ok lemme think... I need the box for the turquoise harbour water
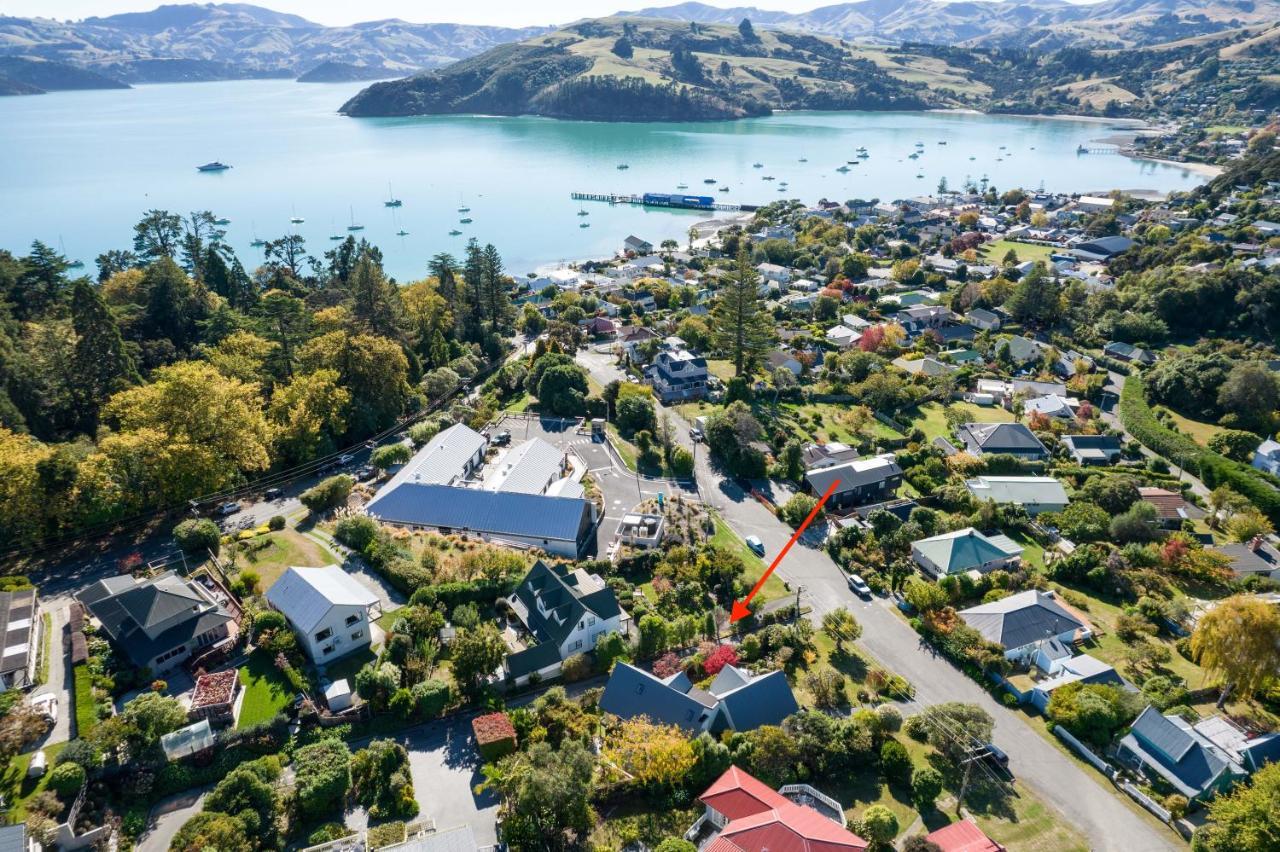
[0,79,1209,280]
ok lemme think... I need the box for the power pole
[957,744,986,815]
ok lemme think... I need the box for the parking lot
[489,414,698,555]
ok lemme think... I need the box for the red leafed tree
[1028,411,1053,432]
[651,652,681,678]
[859,325,885,352]
[703,644,740,676]
[1160,537,1189,568]
[1076,400,1095,421]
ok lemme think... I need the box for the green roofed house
[503,561,629,686]
[911,527,1022,580]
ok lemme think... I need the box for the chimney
[1250,535,1264,553]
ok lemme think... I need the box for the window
[315,628,333,642]
[351,630,363,641]
[570,640,583,652]
[322,645,335,655]
[345,614,360,627]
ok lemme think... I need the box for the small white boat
[396,229,409,236]
[290,216,304,224]
[213,217,230,226]
[449,229,462,236]
[753,162,763,168]
[197,161,231,172]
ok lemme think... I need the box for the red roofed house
[688,765,867,852]
[924,819,1005,852]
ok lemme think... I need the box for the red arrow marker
[729,478,840,623]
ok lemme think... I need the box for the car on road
[846,573,872,598]
[337,453,356,466]
[355,465,377,482]
[745,535,765,556]
[689,427,704,443]
[31,693,57,725]
[216,501,240,517]
[264,487,284,501]
[490,430,512,447]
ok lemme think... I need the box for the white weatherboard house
[965,476,1069,515]
[266,566,380,663]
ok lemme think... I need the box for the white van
[27,750,47,778]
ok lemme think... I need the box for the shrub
[371,443,412,470]
[334,514,379,552]
[880,739,912,784]
[1164,793,1188,821]
[903,713,929,741]
[875,704,902,732]
[267,515,286,531]
[173,518,221,555]
[300,475,354,514]
[293,740,352,822]
[251,610,287,641]
[561,653,592,683]
[702,644,739,676]
[911,765,944,810]
[472,712,517,761]
[778,493,821,528]
[307,824,354,846]
[412,679,450,718]
[47,762,86,797]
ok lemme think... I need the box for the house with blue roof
[598,661,799,734]
[1117,706,1248,802]
[365,483,596,558]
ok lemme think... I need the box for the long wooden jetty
[571,191,755,212]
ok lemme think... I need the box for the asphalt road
[576,348,1178,852]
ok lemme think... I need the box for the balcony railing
[779,783,847,827]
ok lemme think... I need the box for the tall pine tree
[712,245,774,376]
[70,278,138,433]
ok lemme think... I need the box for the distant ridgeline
[339,14,1280,123]
[339,18,931,121]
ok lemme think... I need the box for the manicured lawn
[375,606,405,632]
[73,663,97,737]
[237,650,296,729]
[908,401,1013,443]
[707,359,737,382]
[321,645,378,684]
[710,516,787,604]
[230,528,332,591]
[776,402,906,447]
[976,795,1089,852]
[1007,529,1045,570]
[0,741,68,821]
[977,239,1057,265]
[1161,408,1225,447]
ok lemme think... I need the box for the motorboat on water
[396,229,409,236]
[577,209,590,216]
[704,178,717,184]
[752,162,763,168]
[616,164,629,170]
[213,217,230,226]
[197,162,230,172]
[459,217,473,224]
[449,229,462,236]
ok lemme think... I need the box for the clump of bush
[300,474,353,514]
[173,518,221,555]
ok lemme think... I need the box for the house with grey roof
[965,476,1068,515]
[804,454,903,512]
[1214,538,1280,582]
[76,572,237,673]
[1251,437,1280,477]
[959,589,1088,661]
[265,565,379,663]
[504,561,628,686]
[598,661,798,734]
[1000,335,1051,366]
[0,588,39,691]
[384,422,487,490]
[1022,651,1124,712]
[801,441,861,471]
[911,528,1022,580]
[1063,434,1123,466]
[892,356,958,377]
[1103,340,1156,365]
[955,422,1049,461]
[365,483,596,558]
[484,438,568,495]
[1118,706,1247,802]
[966,308,1000,331]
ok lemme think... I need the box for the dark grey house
[598,661,798,734]
[1117,706,1246,802]
[1062,434,1123,466]
[804,454,903,512]
[955,422,1050,461]
[77,572,237,673]
[0,588,39,690]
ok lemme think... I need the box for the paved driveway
[30,596,73,744]
[401,715,500,845]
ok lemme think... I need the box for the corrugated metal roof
[384,423,486,489]
[366,483,590,544]
[959,590,1083,650]
[805,455,901,495]
[913,528,1021,576]
[265,565,377,634]
[487,438,564,494]
[965,476,1068,507]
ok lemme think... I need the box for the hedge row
[408,577,516,610]
[1121,374,1280,523]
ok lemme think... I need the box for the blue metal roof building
[365,483,595,558]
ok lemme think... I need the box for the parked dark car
[264,487,284,501]
[355,465,377,482]
[491,430,512,447]
[981,742,1010,770]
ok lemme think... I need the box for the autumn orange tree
[1191,595,1280,703]
[602,716,696,788]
